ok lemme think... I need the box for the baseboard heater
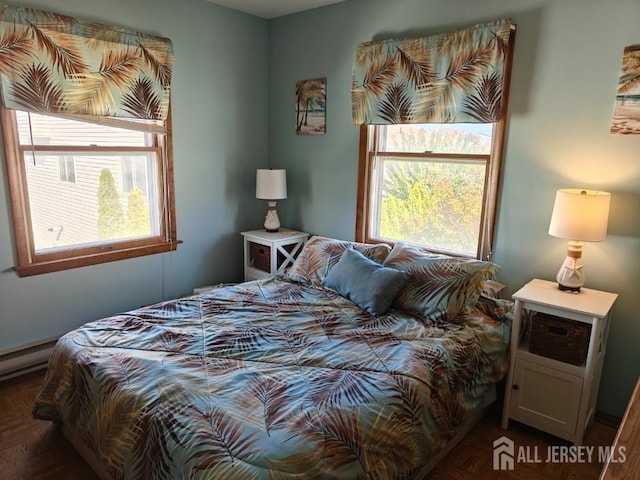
[0,337,59,381]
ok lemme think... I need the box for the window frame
[1,106,180,277]
[355,118,509,261]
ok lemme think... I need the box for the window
[356,121,507,260]
[57,156,76,183]
[1,107,178,276]
[121,156,149,195]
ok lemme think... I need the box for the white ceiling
[207,0,347,19]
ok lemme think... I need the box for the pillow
[285,236,391,286]
[322,247,410,316]
[383,242,499,323]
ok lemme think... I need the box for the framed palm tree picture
[295,78,326,135]
[611,44,640,135]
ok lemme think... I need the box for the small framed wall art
[295,77,326,135]
[610,44,640,135]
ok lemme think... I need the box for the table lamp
[256,169,287,232]
[548,189,610,292]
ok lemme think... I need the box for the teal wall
[269,0,640,416]
[0,0,268,349]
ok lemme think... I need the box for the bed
[33,237,513,479]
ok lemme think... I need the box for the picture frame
[295,77,326,135]
[610,44,640,135]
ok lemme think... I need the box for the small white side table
[241,229,309,281]
[501,279,618,445]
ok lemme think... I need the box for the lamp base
[263,201,280,232]
[555,241,585,293]
[557,283,581,293]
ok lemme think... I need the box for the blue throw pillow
[323,246,410,316]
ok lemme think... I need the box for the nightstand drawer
[509,359,582,438]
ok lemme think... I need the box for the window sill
[13,240,182,277]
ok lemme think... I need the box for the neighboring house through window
[57,156,76,183]
[121,156,149,195]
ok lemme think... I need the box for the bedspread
[33,276,512,479]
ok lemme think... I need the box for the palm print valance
[0,4,173,121]
[351,19,515,125]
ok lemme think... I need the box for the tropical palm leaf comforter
[33,275,512,479]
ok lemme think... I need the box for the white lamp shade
[548,189,610,242]
[256,169,287,200]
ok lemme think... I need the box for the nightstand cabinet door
[509,359,583,440]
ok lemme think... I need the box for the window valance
[0,4,173,121]
[351,19,515,125]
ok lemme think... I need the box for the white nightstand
[241,229,309,281]
[501,279,618,445]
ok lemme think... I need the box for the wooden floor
[0,372,617,479]
[428,401,617,479]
